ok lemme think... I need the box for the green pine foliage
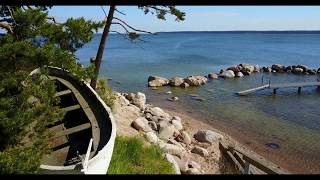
[0,6,103,174]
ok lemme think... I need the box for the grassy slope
[108,136,174,174]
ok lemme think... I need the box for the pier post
[298,87,301,94]
[273,89,277,95]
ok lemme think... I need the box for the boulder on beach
[145,131,160,144]
[317,68,320,74]
[208,73,218,79]
[220,70,235,78]
[184,76,208,86]
[148,76,169,87]
[159,124,176,141]
[165,154,181,174]
[307,69,317,75]
[262,66,272,73]
[191,146,209,157]
[131,92,146,110]
[219,69,224,74]
[160,142,183,157]
[194,130,223,143]
[169,77,184,87]
[254,65,260,72]
[284,66,293,72]
[132,117,152,132]
[271,64,284,72]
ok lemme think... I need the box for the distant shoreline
[105,30,320,35]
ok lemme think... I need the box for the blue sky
[48,6,320,32]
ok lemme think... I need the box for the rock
[220,70,235,78]
[118,95,130,106]
[191,96,205,101]
[219,69,224,74]
[176,131,191,145]
[169,77,184,87]
[151,87,159,90]
[241,64,255,73]
[172,155,189,173]
[227,66,241,73]
[172,116,182,122]
[271,64,284,72]
[242,71,251,76]
[317,68,320,74]
[148,76,169,87]
[145,112,153,120]
[296,65,308,72]
[145,132,160,144]
[158,120,169,129]
[168,138,184,149]
[235,72,244,78]
[132,117,152,132]
[272,70,276,73]
[188,161,201,169]
[307,69,317,75]
[185,168,201,174]
[184,76,208,86]
[284,66,293,72]
[165,154,181,174]
[208,73,218,79]
[165,91,172,94]
[148,121,158,131]
[180,82,190,88]
[160,143,183,157]
[159,125,176,141]
[167,96,179,102]
[194,130,224,143]
[146,107,170,119]
[125,93,135,101]
[171,120,183,131]
[191,146,209,157]
[254,65,260,72]
[262,66,272,72]
[131,92,146,110]
[292,67,304,74]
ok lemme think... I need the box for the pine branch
[112,17,154,34]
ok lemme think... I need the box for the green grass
[108,136,175,174]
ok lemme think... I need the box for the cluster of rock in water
[114,92,224,174]
[147,64,320,88]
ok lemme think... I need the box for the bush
[108,136,174,174]
[96,78,115,111]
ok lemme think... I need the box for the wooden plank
[51,123,91,138]
[237,85,269,95]
[61,104,81,112]
[54,89,72,97]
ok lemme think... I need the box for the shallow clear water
[76,32,320,173]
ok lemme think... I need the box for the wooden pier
[237,81,320,96]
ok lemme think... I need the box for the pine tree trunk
[90,5,116,89]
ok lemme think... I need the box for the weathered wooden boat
[30,66,116,174]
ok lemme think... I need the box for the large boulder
[172,155,189,173]
[296,65,308,72]
[284,66,293,72]
[169,77,184,86]
[146,107,170,119]
[160,143,183,157]
[131,92,146,110]
[159,125,176,141]
[171,120,183,131]
[235,72,244,78]
[254,65,260,72]
[191,146,209,157]
[262,66,272,72]
[145,131,160,144]
[271,64,285,72]
[317,68,320,74]
[220,70,235,78]
[180,82,190,88]
[292,67,304,74]
[208,73,218,79]
[148,76,169,87]
[132,117,152,132]
[184,76,208,86]
[307,69,317,75]
[176,131,192,145]
[194,130,223,143]
[241,64,255,73]
[227,66,241,73]
[165,154,181,174]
